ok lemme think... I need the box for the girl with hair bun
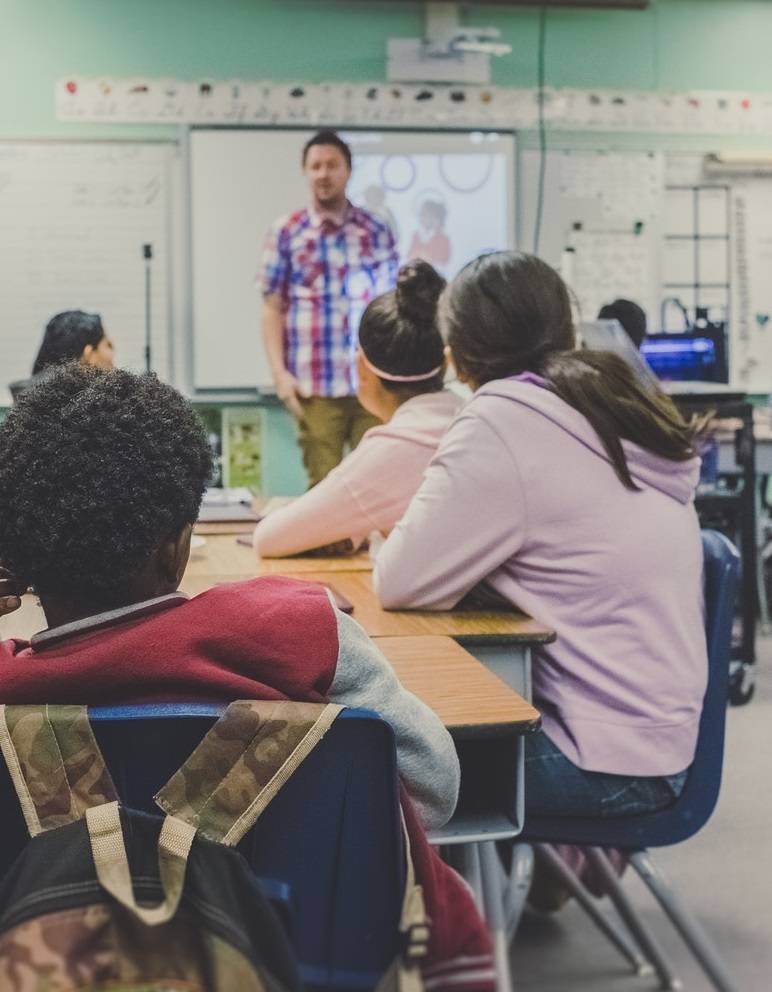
[253,260,463,557]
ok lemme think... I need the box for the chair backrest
[0,704,403,991]
[523,529,741,849]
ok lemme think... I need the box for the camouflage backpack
[0,700,429,992]
[0,701,331,991]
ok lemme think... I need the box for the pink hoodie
[253,390,463,557]
[374,378,707,778]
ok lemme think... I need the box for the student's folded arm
[253,467,371,558]
[327,607,460,830]
[373,411,526,610]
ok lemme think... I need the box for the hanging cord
[533,4,548,256]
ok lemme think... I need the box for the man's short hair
[597,299,648,350]
[0,364,212,609]
[302,129,352,169]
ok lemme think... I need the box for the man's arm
[262,294,304,420]
[372,222,400,296]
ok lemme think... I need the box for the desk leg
[456,843,484,915]
[464,643,531,699]
[479,840,514,992]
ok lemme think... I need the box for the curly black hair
[0,364,212,609]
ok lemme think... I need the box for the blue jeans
[525,731,688,818]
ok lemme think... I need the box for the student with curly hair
[0,364,495,989]
[253,261,462,558]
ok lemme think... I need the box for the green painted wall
[3,0,771,493]
[3,0,772,140]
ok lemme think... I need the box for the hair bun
[395,260,446,327]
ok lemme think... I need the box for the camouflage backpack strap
[374,811,428,992]
[0,704,118,837]
[155,699,342,846]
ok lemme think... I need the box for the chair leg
[503,842,534,942]
[584,847,683,991]
[630,851,740,992]
[535,844,653,977]
[755,483,771,631]
[478,840,514,992]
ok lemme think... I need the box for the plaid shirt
[260,203,398,397]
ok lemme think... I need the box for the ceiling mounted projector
[388,2,512,85]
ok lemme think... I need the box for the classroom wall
[5,0,772,141]
[4,0,771,493]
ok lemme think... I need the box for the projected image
[348,143,511,278]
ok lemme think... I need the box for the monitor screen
[641,336,718,383]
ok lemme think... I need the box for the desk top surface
[182,564,554,643]
[187,536,373,576]
[377,635,539,735]
[2,536,555,646]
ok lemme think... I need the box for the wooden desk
[254,553,373,575]
[378,636,539,736]
[183,565,554,645]
[185,534,372,581]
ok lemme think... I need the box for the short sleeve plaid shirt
[260,203,398,398]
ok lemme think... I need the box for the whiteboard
[189,127,517,391]
[0,142,172,406]
[520,149,664,328]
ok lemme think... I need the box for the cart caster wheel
[729,662,755,706]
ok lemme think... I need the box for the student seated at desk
[375,251,706,821]
[597,298,647,350]
[253,261,462,557]
[9,310,114,402]
[0,365,493,989]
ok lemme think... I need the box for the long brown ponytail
[442,251,699,490]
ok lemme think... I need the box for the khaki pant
[297,395,381,488]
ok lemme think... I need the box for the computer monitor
[641,332,727,383]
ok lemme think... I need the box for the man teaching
[260,130,399,486]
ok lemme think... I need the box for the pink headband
[360,350,443,383]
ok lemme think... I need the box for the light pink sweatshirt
[253,390,463,558]
[374,377,707,778]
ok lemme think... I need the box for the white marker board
[0,142,173,405]
[189,127,516,391]
[520,149,665,327]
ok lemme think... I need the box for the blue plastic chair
[0,705,403,992]
[519,530,741,992]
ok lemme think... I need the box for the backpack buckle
[402,922,430,961]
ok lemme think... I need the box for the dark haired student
[375,251,707,820]
[9,310,114,401]
[254,261,462,558]
[260,129,399,487]
[597,298,647,350]
[0,364,495,990]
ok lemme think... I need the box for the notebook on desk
[197,487,260,524]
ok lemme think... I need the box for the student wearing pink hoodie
[253,261,463,558]
[375,251,707,818]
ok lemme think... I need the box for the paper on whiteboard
[559,152,663,225]
[570,229,658,325]
[553,152,663,326]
